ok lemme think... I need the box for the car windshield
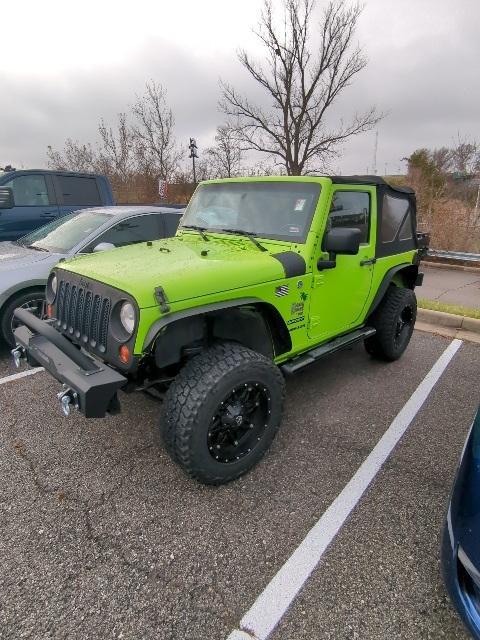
[180,181,321,242]
[17,210,112,253]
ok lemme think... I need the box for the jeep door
[308,186,376,341]
[0,173,59,240]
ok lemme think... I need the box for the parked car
[0,205,183,345]
[13,175,428,485]
[0,169,115,241]
[442,406,480,638]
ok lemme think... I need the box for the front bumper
[13,310,126,419]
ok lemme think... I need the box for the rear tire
[364,287,417,361]
[1,289,46,347]
[160,342,285,485]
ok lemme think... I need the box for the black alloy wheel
[364,286,417,361]
[160,341,285,485]
[207,382,272,464]
[394,304,414,349]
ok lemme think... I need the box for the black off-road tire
[160,342,285,485]
[1,288,46,347]
[364,286,417,361]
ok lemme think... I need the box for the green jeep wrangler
[13,176,428,485]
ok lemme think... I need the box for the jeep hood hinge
[154,286,170,313]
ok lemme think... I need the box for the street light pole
[189,138,198,183]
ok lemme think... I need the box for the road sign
[159,179,168,199]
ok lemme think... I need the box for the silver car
[0,205,183,345]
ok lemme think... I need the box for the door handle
[360,257,376,266]
[41,211,56,216]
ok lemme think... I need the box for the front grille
[56,279,111,353]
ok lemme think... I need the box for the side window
[381,195,412,242]
[3,174,50,206]
[87,215,163,250]
[328,191,370,243]
[57,176,101,206]
[163,213,181,237]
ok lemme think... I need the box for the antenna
[372,131,378,175]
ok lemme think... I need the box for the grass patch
[418,298,480,320]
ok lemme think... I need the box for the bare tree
[220,0,381,175]
[431,147,453,174]
[97,113,136,178]
[451,137,479,175]
[132,81,182,181]
[206,125,242,178]
[47,139,97,172]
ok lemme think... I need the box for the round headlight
[47,273,57,303]
[119,302,135,336]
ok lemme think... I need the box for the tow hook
[57,385,79,416]
[11,346,26,368]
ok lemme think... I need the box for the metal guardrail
[427,249,480,263]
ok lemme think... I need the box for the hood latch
[154,286,170,313]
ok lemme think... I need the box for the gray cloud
[1,0,479,175]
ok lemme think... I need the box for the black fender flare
[143,297,292,355]
[366,263,419,318]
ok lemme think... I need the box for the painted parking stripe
[0,367,44,386]
[227,338,463,640]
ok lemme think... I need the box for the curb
[416,308,480,344]
[423,261,480,274]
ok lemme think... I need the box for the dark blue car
[443,406,480,638]
[0,169,115,240]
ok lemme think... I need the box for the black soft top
[328,175,418,258]
[330,175,414,195]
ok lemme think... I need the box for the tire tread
[365,286,416,361]
[161,342,285,484]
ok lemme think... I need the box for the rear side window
[3,174,50,206]
[163,213,181,237]
[381,195,413,242]
[57,176,101,206]
[328,191,370,243]
[88,214,163,249]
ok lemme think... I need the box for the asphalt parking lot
[0,330,478,640]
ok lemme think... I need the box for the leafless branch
[220,0,382,174]
[131,81,182,181]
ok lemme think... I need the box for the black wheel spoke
[207,382,271,464]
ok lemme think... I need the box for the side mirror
[92,242,116,252]
[317,227,362,271]
[323,227,362,255]
[0,187,14,209]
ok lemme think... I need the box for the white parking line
[227,338,463,640]
[0,367,44,386]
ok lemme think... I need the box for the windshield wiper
[26,244,49,252]
[181,224,210,242]
[218,228,267,252]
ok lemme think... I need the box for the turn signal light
[119,345,130,363]
[47,304,53,318]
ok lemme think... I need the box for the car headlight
[119,302,135,336]
[46,272,57,303]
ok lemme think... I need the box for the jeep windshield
[17,210,113,254]
[180,181,321,243]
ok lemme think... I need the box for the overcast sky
[1,0,478,175]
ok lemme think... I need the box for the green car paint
[57,175,419,365]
